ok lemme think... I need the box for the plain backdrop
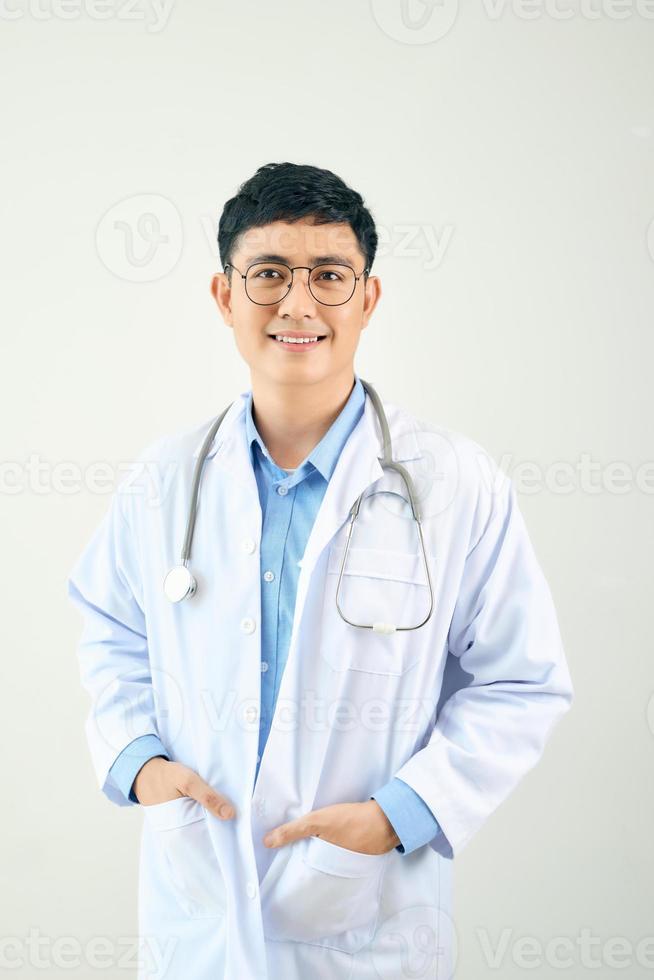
[1,2,653,977]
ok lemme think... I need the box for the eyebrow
[242,253,357,267]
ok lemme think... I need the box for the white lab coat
[67,388,574,980]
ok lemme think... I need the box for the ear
[211,272,234,326]
[361,274,382,328]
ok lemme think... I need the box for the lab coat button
[245,705,259,723]
[263,570,274,582]
[241,617,256,634]
[242,537,256,554]
[246,881,257,899]
[276,484,288,495]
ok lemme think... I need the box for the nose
[276,267,318,318]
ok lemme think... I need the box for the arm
[391,468,574,856]
[67,484,164,807]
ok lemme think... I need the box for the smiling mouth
[269,335,327,346]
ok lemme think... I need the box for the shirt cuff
[371,777,443,855]
[108,735,170,804]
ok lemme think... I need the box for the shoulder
[113,412,229,519]
[388,400,513,540]
[389,400,507,488]
[135,418,211,466]
[120,390,248,482]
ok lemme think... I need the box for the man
[67,162,574,980]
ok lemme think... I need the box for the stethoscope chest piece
[163,564,197,603]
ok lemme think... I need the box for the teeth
[274,335,320,344]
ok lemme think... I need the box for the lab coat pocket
[143,797,227,918]
[320,545,436,675]
[262,835,389,953]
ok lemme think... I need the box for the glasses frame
[224,260,370,307]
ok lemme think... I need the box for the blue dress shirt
[108,374,443,855]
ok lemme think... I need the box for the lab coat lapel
[192,392,260,504]
[298,390,422,579]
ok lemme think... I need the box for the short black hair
[218,162,378,283]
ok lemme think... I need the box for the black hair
[218,162,378,283]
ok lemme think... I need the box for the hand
[262,800,400,854]
[133,758,237,821]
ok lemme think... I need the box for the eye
[316,269,344,282]
[254,267,282,280]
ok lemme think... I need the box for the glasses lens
[245,263,292,304]
[309,264,356,305]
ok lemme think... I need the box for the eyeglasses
[224,261,369,307]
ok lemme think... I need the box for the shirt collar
[244,373,366,483]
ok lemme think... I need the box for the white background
[1,1,653,977]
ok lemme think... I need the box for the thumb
[175,766,237,820]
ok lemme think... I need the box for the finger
[264,813,316,848]
[175,767,236,820]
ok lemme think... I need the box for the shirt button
[246,881,257,899]
[261,661,269,672]
[242,537,256,554]
[263,570,274,582]
[256,753,261,763]
[276,484,288,495]
[241,617,256,634]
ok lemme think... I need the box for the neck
[250,369,356,469]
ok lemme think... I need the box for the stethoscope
[163,379,435,634]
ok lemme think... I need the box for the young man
[68,162,574,980]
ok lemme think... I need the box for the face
[211,218,381,389]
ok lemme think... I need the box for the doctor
[67,162,574,980]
